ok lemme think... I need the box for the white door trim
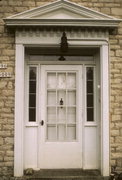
[14,44,25,176]
[100,44,109,176]
[14,41,109,177]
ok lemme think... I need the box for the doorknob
[40,120,44,126]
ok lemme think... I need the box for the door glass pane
[87,94,93,107]
[67,107,76,123]
[67,91,76,105]
[58,125,66,141]
[87,81,93,93]
[57,73,66,89]
[47,125,56,141]
[29,94,36,107]
[57,107,66,123]
[67,125,76,140]
[47,73,56,89]
[67,73,76,89]
[30,67,36,80]
[47,107,56,123]
[29,81,36,93]
[87,108,94,122]
[29,108,36,122]
[47,91,56,105]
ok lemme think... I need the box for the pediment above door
[4,0,121,28]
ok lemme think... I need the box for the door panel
[39,65,82,169]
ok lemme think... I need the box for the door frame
[14,41,109,177]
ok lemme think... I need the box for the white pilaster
[14,44,25,177]
[100,44,110,176]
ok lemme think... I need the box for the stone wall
[0,0,122,178]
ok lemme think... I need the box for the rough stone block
[111,130,119,136]
[116,50,122,57]
[111,8,122,16]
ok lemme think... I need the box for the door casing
[14,43,109,177]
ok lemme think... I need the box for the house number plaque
[0,64,12,78]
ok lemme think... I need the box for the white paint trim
[14,44,25,177]
[14,30,109,176]
[100,44,110,176]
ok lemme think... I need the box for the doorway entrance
[24,53,100,170]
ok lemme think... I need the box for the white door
[39,65,82,169]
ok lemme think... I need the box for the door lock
[40,120,44,126]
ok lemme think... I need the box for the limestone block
[110,159,116,166]
[2,49,15,56]
[0,137,3,145]
[111,152,122,158]
[116,96,122,102]
[2,90,14,96]
[4,162,13,167]
[0,7,14,13]
[114,109,122,115]
[0,131,11,137]
[7,82,13,90]
[116,50,122,57]
[5,100,14,107]
[110,137,114,143]
[6,151,14,157]
[23,1,36,6]
[119,39,122,45]
[115,136,122,143]
[115,123,122,128]
[3,124,13,130]
[14,7,29,13]
[120,129,122,135]
[110,39,118,44]
[5,137,14,144]
[0,56,9,61]
[110,50,115,56]
[116,146,122,152]
[118,28,122,35]
[101,8,110,14]
[98,0,114,2]
[112,115,121,121]
[111,130,120,136]
[110,45,120,50]
[0,81,7,89]
[0,101,4,107]
[4,156,14,161]
[0,156,3,162]
[111,8,122,16]
[1,108,11,113]
[8,0,23,6]
[93,3,103,7]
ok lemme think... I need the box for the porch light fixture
[59,32,68,61]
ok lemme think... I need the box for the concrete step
[9,169,108,180]
[29,176,104,180]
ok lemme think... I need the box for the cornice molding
[16,28,109,44]
[4,19,120,28]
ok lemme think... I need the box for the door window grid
[28,67,37,122]
[46,72,77,141]
[86,67,94,122]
